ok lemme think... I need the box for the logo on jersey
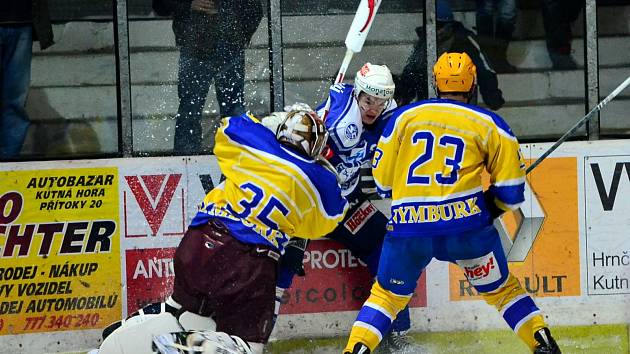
[345,123,359,139]
[456,252,502,286]
[344,200,377,234]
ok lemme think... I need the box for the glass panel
[439,0,587,142]
[129,0,269,156]
[281,0,423,114]
[597,0,630,138]
[5,0,118,161]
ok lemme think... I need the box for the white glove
[260,112,287,133]
[283,102,312,112]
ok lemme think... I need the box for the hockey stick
[334,0,382,84]
[322,0,381,121]
[526,75,630,174]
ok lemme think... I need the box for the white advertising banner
[584,155,630,295]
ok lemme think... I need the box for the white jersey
[316,83,397,196]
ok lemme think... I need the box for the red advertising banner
[124,240,426,316]
[281,240,427,314]
[125,248,176,313]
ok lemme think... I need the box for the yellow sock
[517,314,547,350]
[344,281,411,353]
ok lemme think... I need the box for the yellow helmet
[433,52,477,94]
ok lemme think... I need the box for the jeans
[0,25,32,159]
[173,43,246,155]
[475,0,517,40]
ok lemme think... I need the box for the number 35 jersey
[191,113,349,253]
[372,99,526,236]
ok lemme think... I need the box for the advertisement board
[584,155,630,295]
[0,168,121,335]
[448,157,581,299]
[282,240,426,314]
[2,141,630,353]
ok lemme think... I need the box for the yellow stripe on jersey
[194,114,347,251]
[372,100,525,234]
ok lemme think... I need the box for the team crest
[345,123,359,139]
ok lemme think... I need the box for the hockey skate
[534,327,561,354]
[152,330,253,354]
[344,342,371,354]
[378,330,412,353]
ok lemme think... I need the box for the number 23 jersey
[372,99,526,236]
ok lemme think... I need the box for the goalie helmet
[433,52,477,94]
[354,63,395,100]
[276,110,328,158]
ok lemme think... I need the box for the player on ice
[343,52,561,354]
[90,108,348,354]
[275,63,414,352]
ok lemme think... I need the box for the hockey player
[93,109,348,354]
[343,53,561,354]
[275,63,413,352]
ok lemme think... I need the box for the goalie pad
[152,331,253,354]
[98,312,183,354]
[96,302,217,354]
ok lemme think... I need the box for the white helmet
[354,63,395,100]
[276,110,328,158]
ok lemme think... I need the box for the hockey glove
[280,238,308,277]
[483,189,506,219]
[283,102,312,112]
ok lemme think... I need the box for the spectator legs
[0,26,32,159]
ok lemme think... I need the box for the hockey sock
[516,314,546,350]
[344,281,411,353]
[480,274,546,350]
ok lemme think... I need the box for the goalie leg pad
[152,331,259,354]
[99,312,183,354]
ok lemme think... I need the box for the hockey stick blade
[526,75,630,174]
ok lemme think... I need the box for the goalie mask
[354,63,395,100]
[276,110,328,158]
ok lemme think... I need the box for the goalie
[91,108,348,354]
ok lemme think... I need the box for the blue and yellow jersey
[372,99,525,236]
[190,113,349,253]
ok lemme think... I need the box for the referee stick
[526,75,630,174]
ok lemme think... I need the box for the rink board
[0,140,629,353]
